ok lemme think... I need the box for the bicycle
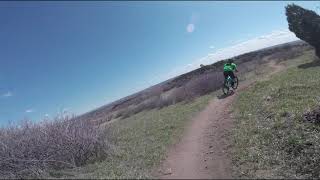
[222,75,239,95]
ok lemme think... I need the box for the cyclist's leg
[223,71,229,84]
[229,71,235,86]
[230,71,235,79]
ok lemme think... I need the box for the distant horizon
[0,1,318,125]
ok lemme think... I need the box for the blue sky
[0,1,319,125]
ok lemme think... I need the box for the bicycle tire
[222,85,228,95]
[232,77,239,90]
[222,82,231,95]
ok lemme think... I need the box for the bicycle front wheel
[222,84,230,95]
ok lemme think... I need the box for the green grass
[232,51,320,178]
[71,92,216,179]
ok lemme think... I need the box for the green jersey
[224,63,237,72]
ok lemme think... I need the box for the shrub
[303,105,320,124]
[0,116,108,178]
[184,72,223,99]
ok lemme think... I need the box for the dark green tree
[286,4,320,58]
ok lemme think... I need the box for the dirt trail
[155,61,284,179]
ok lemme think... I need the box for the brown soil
[155,61,284,179]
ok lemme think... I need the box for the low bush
[0,116,108,178]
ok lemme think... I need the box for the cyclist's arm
[232,63,238,72]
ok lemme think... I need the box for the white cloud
[25,109,35,113]
[44,114,49,117]
[186,23,195,33]
[2,91,13,97]
[200,29,298,65]
[163,29,298,81]
[210,46,215,49]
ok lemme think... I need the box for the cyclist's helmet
[227,58,234,64]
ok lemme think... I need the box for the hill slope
[232,49,320,178]
[68,42,317,179]
[79,40,312,125]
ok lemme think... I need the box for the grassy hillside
[79,41,311,125]
[0,92,215,179]
[68,49,305,179]
[232,50,320,178]
[71,93,215,178]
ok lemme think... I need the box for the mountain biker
[223,58,238,86]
